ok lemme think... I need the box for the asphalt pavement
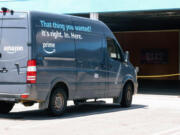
[0,93,180,135]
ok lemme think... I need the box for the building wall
[115,31,179,80]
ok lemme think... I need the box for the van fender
[39,77,70,110]
[122,74,135,88]
[113,74,134,104]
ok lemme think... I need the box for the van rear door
[0,12,29,83]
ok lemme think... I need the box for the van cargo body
[0,10,138,115]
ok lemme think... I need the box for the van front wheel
[48,88,67,116]
[0,102,14,114]
[121,83,133,107]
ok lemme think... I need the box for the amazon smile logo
[42,42,56,54]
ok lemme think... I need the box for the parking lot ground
[0,94,180,135]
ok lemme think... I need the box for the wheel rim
[54,93,64,111]
[127,86,132,101]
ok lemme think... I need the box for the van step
[80,100,106,105]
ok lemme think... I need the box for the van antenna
[10,10,14,15]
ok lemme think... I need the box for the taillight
[27,60,37,84]
[21,94,29,99]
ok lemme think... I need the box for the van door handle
[15,64,20,74]
[76,60,83,64]
[0,67,8,73]
[0,53,1,58]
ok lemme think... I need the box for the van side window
[107,38,122,61]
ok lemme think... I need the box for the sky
[0,0,180,14]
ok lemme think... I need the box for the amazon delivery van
[0,9,138,116]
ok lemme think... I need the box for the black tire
[121,83,133,107]
[0,102,14,114]
[48,88,67,116]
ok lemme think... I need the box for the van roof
[0,9,106,27]
[0,10,114,37]
[29,11,112,35]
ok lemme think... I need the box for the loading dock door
[115,31,179,80]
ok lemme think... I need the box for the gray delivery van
[0,9,138,116]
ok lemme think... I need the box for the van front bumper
[134,82,138,94]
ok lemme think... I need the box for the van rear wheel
[48,88,67,116]
[121,83,133,107]
[0,102,14,114]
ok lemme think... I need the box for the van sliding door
[75,33,106,98]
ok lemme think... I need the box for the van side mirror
[124,51,129,63]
